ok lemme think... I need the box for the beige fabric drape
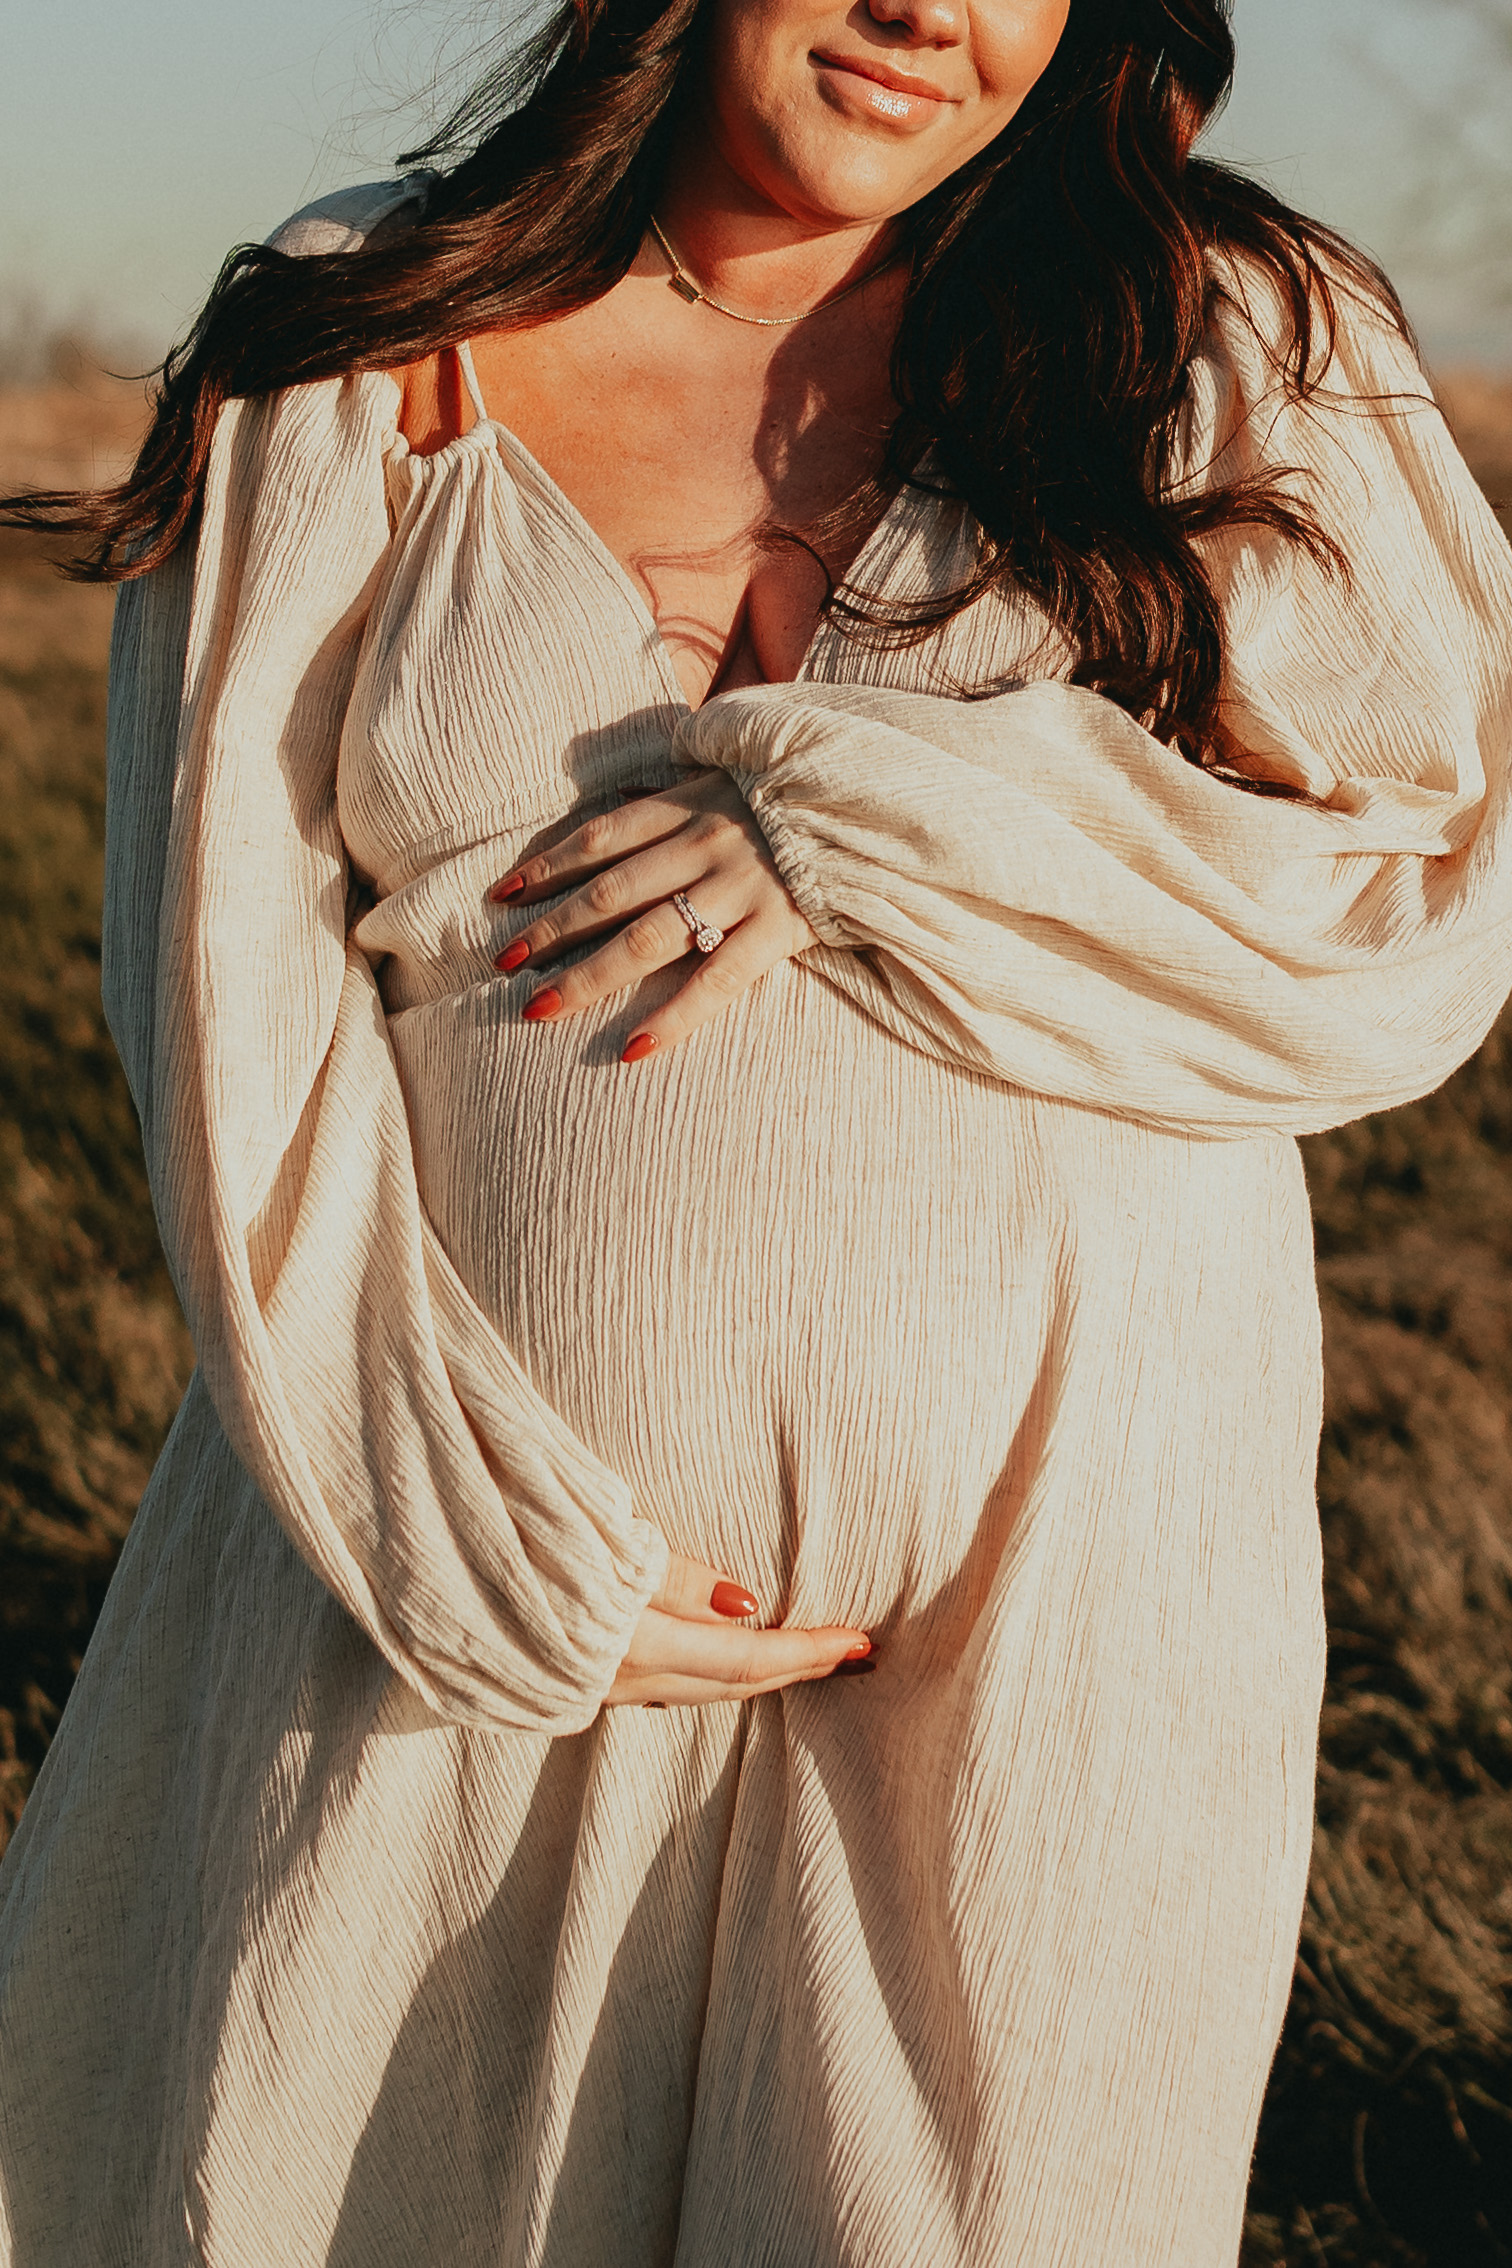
[686,262,1512,1136]
[104,353,669,1736]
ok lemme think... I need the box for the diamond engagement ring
[671,892,725,955]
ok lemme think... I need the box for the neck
[651,141,898,319]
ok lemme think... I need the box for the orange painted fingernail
[496,938,530,972]
[490,874,525,902]
[522,988,562,1023]
[846,1638,872,1658]
[621,1033,658,1064]
[710,1581,759,1619]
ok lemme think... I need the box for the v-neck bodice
[434,335,940,715]
[336,371,1017,929]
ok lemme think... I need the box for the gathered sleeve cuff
[103,373,666,1733]
[678,272,1512,1140]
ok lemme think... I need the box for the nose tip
[865,0,964,39]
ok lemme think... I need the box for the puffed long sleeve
[102,374,667,1732]
[682,277,1512,1138]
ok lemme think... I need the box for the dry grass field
[0,363,1510,2264]
[0,372,193,1840]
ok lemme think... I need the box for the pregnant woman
[4,0,1512,2260]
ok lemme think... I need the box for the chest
[442,300,901,705]
[347,398,1044,909]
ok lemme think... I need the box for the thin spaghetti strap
[454,340,490,429]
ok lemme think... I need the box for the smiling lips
[811,50,957,119]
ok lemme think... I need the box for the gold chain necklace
[648,214,879,328]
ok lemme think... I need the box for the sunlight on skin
[469,0,1071,1071]
[402,0,1073,698]
[666,0,1073,294]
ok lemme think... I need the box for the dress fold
[103,371,667,1736]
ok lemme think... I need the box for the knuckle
[624,914,668,966]
[698,954,745,1001]
[577,814,615,859]
[584,869,625,918]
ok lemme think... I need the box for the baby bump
[388,958,1060,1633]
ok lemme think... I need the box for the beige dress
[3,181,1512,2268]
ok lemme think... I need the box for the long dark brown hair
[1,0,1411,757]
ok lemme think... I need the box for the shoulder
[261,174,444,450]
[1206,240,1425,391]
[1174,241,1439,490]
[202,179,441,498]
[264,171,438,259]
[257,175,441,456]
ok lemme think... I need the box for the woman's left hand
[488,770,817,1063]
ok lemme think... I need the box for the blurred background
[1,5,1510,2265]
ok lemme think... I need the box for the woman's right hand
[607,1553,873,1708]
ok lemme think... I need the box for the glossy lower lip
[811,51,955,119]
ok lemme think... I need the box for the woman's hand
[607,1553,874,1708]
[489,771,818,1063]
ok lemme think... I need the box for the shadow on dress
[326,1713,747,2268]
[674,1347,1057,2263]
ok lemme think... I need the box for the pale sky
[1,0,1506,363]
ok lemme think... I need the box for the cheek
[705,2,816,155]
[976,0,1073,118]
[709,0,818,96]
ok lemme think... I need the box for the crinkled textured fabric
[3,183,1511,2267]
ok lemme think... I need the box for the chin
[762,129,935,231]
